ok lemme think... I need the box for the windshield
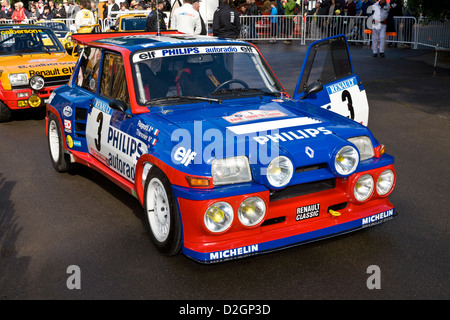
[132,45,283,105]
[0,28,65,55]
[120,17,147,31]
[36,22,69,38]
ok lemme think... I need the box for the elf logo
[173,147,197,166]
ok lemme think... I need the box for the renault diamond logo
[305,146,314,158]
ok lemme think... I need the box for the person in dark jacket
[193,0,207,35]
[0,0,14,20]
[146,1,167,32]
[213,0,241,39]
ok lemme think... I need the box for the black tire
[0,101,12,123]
[143,166,182,256]
[47,113,75,172]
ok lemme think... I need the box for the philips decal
[107,126,145,161]
[253,127,333,145]
[162,47,199,56]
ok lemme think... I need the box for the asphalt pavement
[0,41,449,302]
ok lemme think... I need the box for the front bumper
[1,86,58,110]
[174,163,396,263]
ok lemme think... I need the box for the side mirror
[300,82,323,100]
[109,99,128,114]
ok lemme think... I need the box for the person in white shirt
[371,0,390,58]
[171,0,202,35]
[75,0,95,31]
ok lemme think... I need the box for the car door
[293,35,369,126]
[85,50,147,183]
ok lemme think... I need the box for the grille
[269,179,336,202]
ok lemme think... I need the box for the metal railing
[1,13,449,50]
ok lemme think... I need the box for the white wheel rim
[49,120,60,163]
[146,178,170,242]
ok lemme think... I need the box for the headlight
[9,73,28,86]
[348,136,374,161]
[204,202,233,233]
[238,197,266,227]
[354,174,374,202]
[376,169,395,196]
[266,156,293,188]
[212,156,252,186]
[30,75,45,90]
[334,145,359,176]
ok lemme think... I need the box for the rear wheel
[0,101,12,123]
[47,113,75,172]
[144,167,182,256]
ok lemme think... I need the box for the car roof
[0,24,52,31]
[71,32,251,53]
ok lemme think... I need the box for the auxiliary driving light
[354,174,374,202]
[204,202,233,233]
[28,95,41,108]
[376,169,395,196]
[238,197,266,227]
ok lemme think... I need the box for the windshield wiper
[145,95,222,105]
[211,88,282,98]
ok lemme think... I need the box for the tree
[406,0,450,19]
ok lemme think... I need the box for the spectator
[146,1,167,32]
[282,0,296,45]
[28,5,40,21]
[90,0,98,21]
[0,0,14,21]
[75,0,95,30]
[347,0,356,16]
[246,0,259,41]
[12,2,27,23]
[360,0,372,17]
[37,0,44,14]
[372,0,390,57]
[63,0,69,14]
[171,0,202,35]
[48,0,55,14]
[355,0,362,15]
[106,0,119,22]
[67,0,79,19]
[119,2,127,11]
[269,1,278,43]
[213,0,241,39]
[54,1,67,19]
[41,6,54,20]
[193,0,207,35]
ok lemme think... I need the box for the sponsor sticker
[223,110,287,124]
[296,203,320,221]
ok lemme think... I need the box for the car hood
[0,53,76,89]
[150,97,377,181]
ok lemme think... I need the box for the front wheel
[0,101,12,123]
[144,167,182,256]
[47,113,75,172]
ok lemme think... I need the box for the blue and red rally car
[46,32,396,263]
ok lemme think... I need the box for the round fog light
[354,174,374,202]
[28,95,41,108]
[204,202,233,233]
[238,197,266,227]
[376,169,394,196]
[30,75,45,90]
